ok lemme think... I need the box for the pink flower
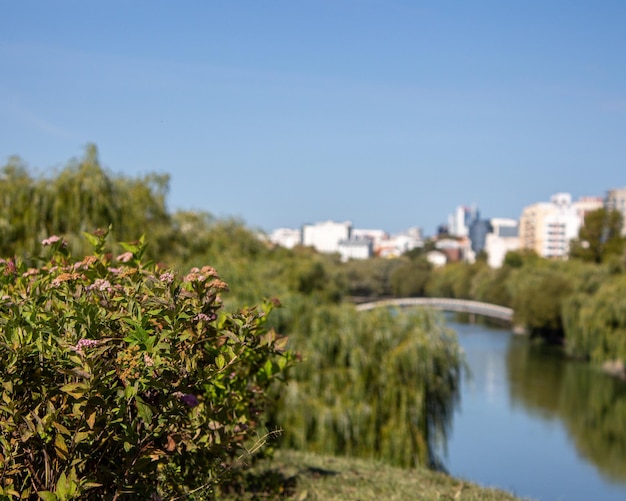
[74,338,98,354]
[41,235,61,246]
[195,313,216,322]
[159,272,175,284]
[116,252,133,263]
[87,279,113,293]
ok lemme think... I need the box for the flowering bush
[0,231,294,499]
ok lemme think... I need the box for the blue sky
[2,1,625,235]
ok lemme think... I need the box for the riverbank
[221,449,530,500]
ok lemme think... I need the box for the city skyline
[1,2,625,235]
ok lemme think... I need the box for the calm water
[442,318,626,501]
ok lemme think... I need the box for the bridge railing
[355,297,514,323]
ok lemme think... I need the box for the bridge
[355,297,514,323]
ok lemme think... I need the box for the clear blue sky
[2,1,625,235]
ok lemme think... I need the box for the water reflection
[445,317,626,501]
[507,339,626,483]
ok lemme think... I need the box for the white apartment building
[338,238,373,262]
[519,193,581,259]
[375,228,423,258]
[268,227,302,249]
[485,218,520,268]
[301,220,352,254]
[575,196,604,222]
[606,187,626,236]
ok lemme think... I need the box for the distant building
[574,196,603,222]
[469,219,493,255]
[448,205,479,238]
[375,228,424,258]
[338,238,373,262]
[485,218,520,268]
[435,237,473,263]
[519,193,581,259]
[352,228,388,248]
[426,250,447,267]
[268,227,302,249]
[302,220,352,254]
[606,187,626,236]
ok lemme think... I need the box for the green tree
[390,258,432,297]
[508,263,574,338]
[570,208,625,263]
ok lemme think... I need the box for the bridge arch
[355,297,514,323]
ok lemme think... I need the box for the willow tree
[0,145,173,258]
[270,304,462,469]
[0,157,45,256]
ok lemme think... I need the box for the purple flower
[179,393,199,408]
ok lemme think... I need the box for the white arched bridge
[355,297,514,323]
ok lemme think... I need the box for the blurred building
[606,187,626,236]
[448,205,479,238]
[575,196,604,222]
[338,237,373,262]
[268,227,302,249]
[302,220,352,254]
[376,227,424,258]
[469,218,493,255]
[485,218,520,268]
[519,193,581,259]
[435,237,473,263]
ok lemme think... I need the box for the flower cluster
[74,338,98,354]
[159,272,175,284]
[41,235,62,246]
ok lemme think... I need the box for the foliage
[469,264,512,307]
[389,258,432,297]
[343,258,404,298]
[269,303,462,468]
[570,208,625,264]
[562,275,626,363]
[0,231,294,499]
[507,263,574,337]
[0,145,172,259]
[502,249,540,268]
[424,262,483,300]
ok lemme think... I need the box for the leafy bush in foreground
[0,231,293,500]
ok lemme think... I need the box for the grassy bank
[222,449,530,500]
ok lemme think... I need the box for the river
[441,317,626,501]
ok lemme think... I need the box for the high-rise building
[519,193,581,259]
[469,219,492,254]
[606,187,626,236]
[448,205,479,238]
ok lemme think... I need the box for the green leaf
[136,397,153,423]
[215,354,226,370]
[60,383,87,399]
[55,471,67,501]
[37,492,57,501]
